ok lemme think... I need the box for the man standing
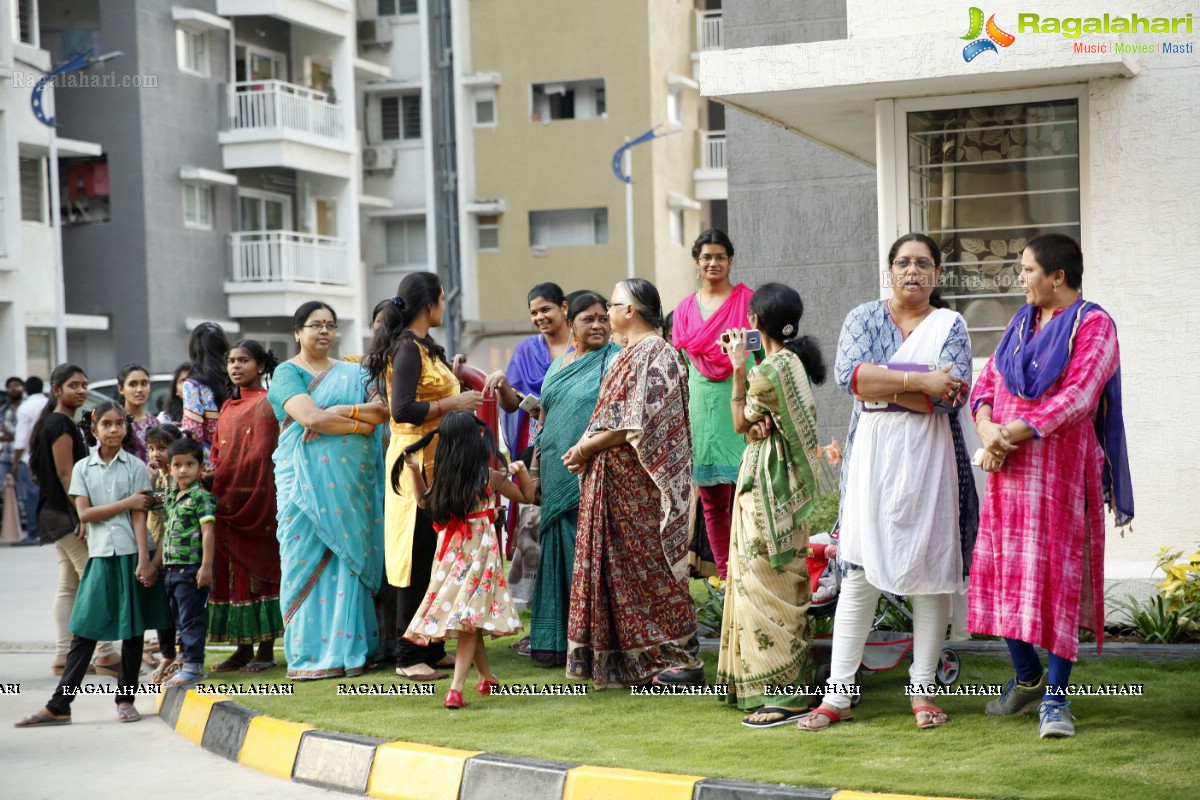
[11,376,48,543]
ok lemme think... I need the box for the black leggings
[46,634,145,716]
[394,507,447,668]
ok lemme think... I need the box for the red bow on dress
[434,508,496,562]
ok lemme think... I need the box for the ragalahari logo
[961,7,1016,62]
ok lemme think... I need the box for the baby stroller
[807,532,961,705]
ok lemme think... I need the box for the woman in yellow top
[365,272,483,681]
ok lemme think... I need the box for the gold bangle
[893,393,898,403]
[352,420,361,434]
[349,404,359,420]
[903,372,910,392]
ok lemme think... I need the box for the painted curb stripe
[237,716,313,780]
[563,765,702,800]
[173,690,229,745]
[461,753,579,800]
[694,777,835,799]
[293,729,388,794]
[367,741,481,800]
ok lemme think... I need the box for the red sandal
[796,706,854,731]
[444,689,466,709]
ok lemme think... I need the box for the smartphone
[971,448,986,467]
[744,330,762,351]
[518,393,541,414]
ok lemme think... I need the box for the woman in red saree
[564,279,703,689]
[207,340,285,672]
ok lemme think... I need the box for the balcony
[696,10,722,52]
[694,130,727,201]
[224,231,356,318]
[216,0,350,35]
[219,81,354,178]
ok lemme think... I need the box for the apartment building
[451,0,720,367]
[32,0,368,381]
[702,0,1200,588]
[0,0,104,378]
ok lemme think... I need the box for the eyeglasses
[605,301,626,311]
[891,258,936,270]
[698,254,730,264]
[302,322,338,332]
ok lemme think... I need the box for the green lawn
[203,606,1200,800]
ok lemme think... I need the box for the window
[667,88,682,125]
[16,0,37,46]
[531,79,606,122]
[378,0,418,15]
[529,208,608,248]
[234,45,285,83]
[385,219,427,266]
[176,27,209,77]
[477,215,499,251]
[473,88,496,127]
[183,183,213,230]
[238,191,290,231]
[905,96,1081,356]
[381,94,421,141]
[62,157,111,226]
[19,157,44,223]
[669,209,685,246]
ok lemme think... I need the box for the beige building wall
[466,0,700,326]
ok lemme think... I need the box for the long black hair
[887,233,948,310]
[161,361,191,421]
[30,363,87,477]
[81,400,138,454]
[615,278,665,331]
[365,271,448,403]
[391,410,502,526]
[228,339,280,399]
[116,363,150,409]
[187,322,231,407]
[749,283,827,385]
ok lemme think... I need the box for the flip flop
[913,704,948,729]
[742,706,809,729]
[239,660,277,674]
[210,659,251,674]
[395,664,448,682]
[14,711,72,728]
[116,704,141,723]
[796,706,854,731]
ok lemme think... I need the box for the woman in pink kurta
[969,233,1132,740]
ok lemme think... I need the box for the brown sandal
[15,710,72,728]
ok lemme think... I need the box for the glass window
[529,208,608,248]
[531,79,605,122]
[907,98,1081,356]
[183,183,213,230]
[474,88,496,127]
[477,215,499,251]
[381,94,421,141]
[386,219,427,265]
[19,157,44,223]
[378,0,418,15]
[176,28,209,77]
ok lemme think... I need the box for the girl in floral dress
[398,411,535,709]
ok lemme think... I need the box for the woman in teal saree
[529,293,617,665]
[269,302,389,679]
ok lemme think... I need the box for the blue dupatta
[502,334,556,456]
[994,300,1133,526]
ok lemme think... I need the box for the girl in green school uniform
[15,401,172,727]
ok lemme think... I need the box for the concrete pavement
[0,542,337,799]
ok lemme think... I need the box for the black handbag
[38,504,79,544]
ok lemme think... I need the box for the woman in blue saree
[269,302,390,680]
[529,293,617,665]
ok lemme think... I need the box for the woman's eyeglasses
[698,254,730,264]
[302,322,338,332]
[891,258,936,270]
[605,301,627,311]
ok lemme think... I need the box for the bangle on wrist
[434,399,442,417]
[730,394,746,403]
[903,371,911,392]
[349,404,359,420]
[352,420,361,434]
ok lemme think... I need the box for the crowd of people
[8,228,1130,741]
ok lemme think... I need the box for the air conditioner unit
[363,146,396,172]
[357,19,393,47]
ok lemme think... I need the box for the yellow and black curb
[155,687,973,800]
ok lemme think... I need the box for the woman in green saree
[529,292,618,665]
[715,283,828,726]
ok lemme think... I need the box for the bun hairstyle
[691,228,735,260]
[391,410,505,525]
[749,283,827,385]
[365,271,448,402]
[229,339,280,398]
[187,321,231,407]
[145,423,183,448]
[30,363,87,476]
[887,233,947,310]
[615,278,665,332]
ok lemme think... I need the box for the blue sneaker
[1037,700,1076,738]
[986,671,1046,716]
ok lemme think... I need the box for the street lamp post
[30,49,122,364]
[611,126,681,280]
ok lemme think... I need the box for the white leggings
[825,568,950,709]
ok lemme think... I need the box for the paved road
[0,543,338,799]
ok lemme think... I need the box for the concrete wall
[723,0,877,446]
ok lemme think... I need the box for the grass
[200,589,1200,800]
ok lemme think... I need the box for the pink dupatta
[672,283,754,382]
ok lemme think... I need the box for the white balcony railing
[697,10,722,51]
[702,130,726,171]
[231,231,349,285]
[225,80,344,140]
